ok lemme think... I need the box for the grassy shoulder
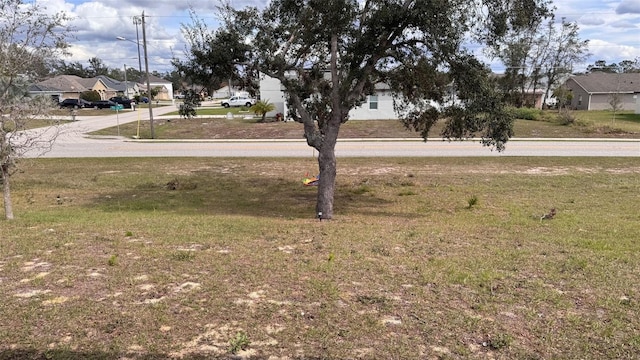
[90,110,640,139]
[3,157,640,359]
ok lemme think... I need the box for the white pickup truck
[221,96,257,108]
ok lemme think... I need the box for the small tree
[250,100,276,122]
[552,85,573,111]
[178,90,201,119]
[609,92,623,123]
[0,0,71,220]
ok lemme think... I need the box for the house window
[578,95,582,106]
[369,95,378,110]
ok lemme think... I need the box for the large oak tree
[183,0,550,219]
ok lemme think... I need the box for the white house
[349,83,397,120]
[140,74,174,101]
[259,73,399,120]
[259,74,288,116]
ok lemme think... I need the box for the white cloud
[610,18,640,28]
[584,39,640,65]
[579,16,606,26]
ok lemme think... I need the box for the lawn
[1,157,639,359]
[89,110,640,140]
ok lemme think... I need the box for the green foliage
[178,90,201,119]
[229,332,250,354]
[173,9,257,99]
[80,90,101,102]
[510,107,542,120]
[250,100,276,122]
[466,195,479,209]
[486,333,513,350]
[171,251,195,262]
[107,254,118,266]
[587,59,640,74]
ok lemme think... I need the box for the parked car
[91,100,117,109]
[59,98,92,109]
[109,96,135,109]
[221,96,256,108]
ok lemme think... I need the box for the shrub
[250,100,276,122]
[80,90,101,102]
[179,90,201,119]
[229,332,250,354]
[509,107,542,121]
[559,108,576,125]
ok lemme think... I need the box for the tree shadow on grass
[88,173,405,219]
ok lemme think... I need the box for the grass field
[2,157,639,359]
[89,110,640,140]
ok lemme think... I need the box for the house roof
[30,75,139,94]
[568,72,640,94]
[29,75,94,93]
[136,74,171,84]
[96,75,127,91]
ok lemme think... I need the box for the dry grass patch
[1,157,639,359]
[90,111,640,140]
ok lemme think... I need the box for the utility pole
[141,11,154,139]
[123,64,128,99]
[133,16,143,74]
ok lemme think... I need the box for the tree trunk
[316,138,337,220]
[1,165,14,220]
[315,118,341,220]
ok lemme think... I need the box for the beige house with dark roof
[29,75,116,101]
[564,72,640,111]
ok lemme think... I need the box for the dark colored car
[59,98,92,109]
[91,100,117,109]
[109,96,135,109]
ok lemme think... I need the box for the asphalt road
[21,104,640,158]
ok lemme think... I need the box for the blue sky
[38,0,640,74]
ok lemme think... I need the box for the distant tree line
[584,59,640,74]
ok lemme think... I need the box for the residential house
[563,72,640,111]
[30,74,178,102]
[259,73,398,120]
[522,89,546,109]
[29,75,142,102]
[28,75,111,102]
[139,74,174,101]
[96,75,139,99]
[212,85,232,99]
